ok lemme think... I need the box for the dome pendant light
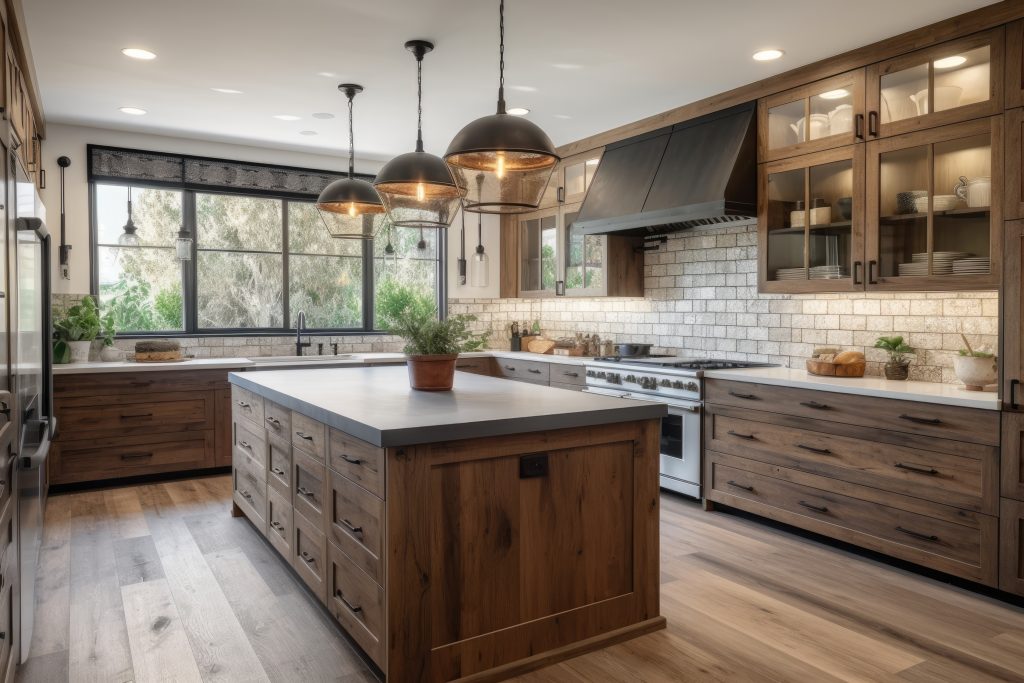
[316,84,387,239]
[118,185,141,246]
[445,0,560,214]
[374,40,464,228]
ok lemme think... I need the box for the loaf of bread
[811,347,841,357]
[135,340,182,362]
[834,350,865,365]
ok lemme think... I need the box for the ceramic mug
[954,176,991,208]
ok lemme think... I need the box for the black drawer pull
[238,441,253,451]
[237,400,251,408]
[270,466,285,476]
[527,368,542,374]
[340,454,363,465]
[726,480,754,492]
[797,444,832,455]
[300,551,316,565]
[728,391,759,400]
[120,452,153,461]
[563,371,579,378]
[896,526,939,542]
[240,489,252,500]
[800,400,831,410]
[270,520,284,531]
[341,518,363,536]
[265,417,282,428]
[335,590,363,615]
[727,430,755,440]
[504,365,516,371]
[119,413,153,420]
[899,414,942,426]
[798,501,829,514]
[297,486,316,499]
[894,462,939,476]
[295,431,314,441]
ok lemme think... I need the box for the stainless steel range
[583,357,776,498]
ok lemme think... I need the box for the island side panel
[386,419,664,682]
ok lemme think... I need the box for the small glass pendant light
[374,41,464,228]
[470,176,489,287]
[175,226,193,261]
[118,185,141,246]
[456,206,467,285]
[445,0,560,214]
[316,84,387,239]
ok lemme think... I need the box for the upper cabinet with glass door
[536,150,604,209]
[518,207,559,297]
[866,29,1004,139]
[759,70,866,162]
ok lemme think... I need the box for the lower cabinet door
[293,511,327,603]
[328,542,385,669]
[266,487,292,559]
[232,458,267,533]
[1001,498,1024,596]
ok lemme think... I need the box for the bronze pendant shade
[444,0,559,214]
[316,84,387,239]
[374,40,464,228]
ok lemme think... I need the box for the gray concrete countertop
[229,365,665,448]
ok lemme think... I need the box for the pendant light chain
[496,0,506,113]
[416,56,424,152]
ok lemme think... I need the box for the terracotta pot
[884,361,910,381]
[406,354,458,391]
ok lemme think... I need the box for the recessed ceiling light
[317,71,338,78]
[554,114,572,119]
[507,107,530,116]
[585,159,599,166]
[119,107,147,115]
[211,88,243,94]
[273,115,301,121]
[299,130,317,136]
[552,63,582,70]
[312,112,335,119]
[510,85,537,92]
[819,89,850,100]
[934,55,966,69]
[752,49,784,62]
[121,47,156,60]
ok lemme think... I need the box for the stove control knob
[608,373,621,384]
[641,377,654,389]
[686,381,699,392]
[625,374,637,383]
[659,379,671,387]
[586,370,596,378]
[598,372,607,379]
[671,380,685,389]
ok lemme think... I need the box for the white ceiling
[24,0,998,163]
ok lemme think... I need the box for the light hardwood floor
[16,475,1024,682]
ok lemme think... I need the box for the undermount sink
[248,354,356,365]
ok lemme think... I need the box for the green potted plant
[874,335,914,380]
[54,295,102,363]
[953,333,996,391]
[384,306,487,391]
[99,311,124,362]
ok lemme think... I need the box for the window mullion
[283,199,290,331]
[184,190,198,334]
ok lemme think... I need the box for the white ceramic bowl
[953,355,997,391]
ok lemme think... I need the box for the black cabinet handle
[852,261,862,285]
[340,518,363,536]
[270,466,285,476]
[297,486,316,500]
[238,441,253,451]
[119,413,153,420]
[335,590,363,615]
[868,110,879,137]
[340,454,363,466]
[894,462,939,476]
[726,430,755,441]
[899,414,942,426]
[1011,379,1021,410]
[240,489,252,500]
[295,431,314,441]
[265,417,282,428]
[868,260,878,285]
[504,365,516,371]
[120,452,153,461]
[270,520,284,531]
[726,480,754,492]
[237,400,251,408]
[800,400,831,410]
[728,391,759,400]
[527,368,542,374]
[854,113,864,140]
[563,371,579,378]
[896,526,938,543]
[797,444,832,455]
[799,501,829,513]
[300,551,316,565]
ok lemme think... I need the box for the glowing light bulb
[348,202,356,217]
[496,153,505,179]
[416,182,425,201]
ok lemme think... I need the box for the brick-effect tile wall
[449,223,998,384]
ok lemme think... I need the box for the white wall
[445,208,501,299]
[38,123,386,294]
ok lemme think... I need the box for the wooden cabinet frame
[1004,221,1024,412]
[1007,19,1024,109]
[1000,498,1024,595]
[1001,412,1024,499]
[1008,107,1024,219]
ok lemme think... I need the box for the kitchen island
[228,366,667,681]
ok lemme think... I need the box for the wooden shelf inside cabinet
[770,220,853,235]
[878,207,991,222]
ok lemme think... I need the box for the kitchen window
[91,183,443,336]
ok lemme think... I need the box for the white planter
[953,355,997,391]
[68,340,92,363]
[100,346,124,362]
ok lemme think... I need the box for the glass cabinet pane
[934,132,990,275]
[934,45,990,112]
[808,160,853,279]
[766,167,806,281]
[810,89,854,140]
[563,208,604,292]
[880,63,929,124]
[878,145,928,277]
[564,163,586,199]
[520,213,557,292]
[768,100,806,149]
[541,217,557,290]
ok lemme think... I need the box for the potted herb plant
[874,335,914,380]
[54,295,102,363]
[953,333,997,391]
[385,306,487,391]
[99,312,124,362]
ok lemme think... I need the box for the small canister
[790,200,805,228]
[809,197,831,226]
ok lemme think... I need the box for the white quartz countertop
[229,366,665,447]
[53,357,255,374]
[703,366,1001,411]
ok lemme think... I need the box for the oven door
[658,399,702,499]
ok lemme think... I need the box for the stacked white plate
[897,262,929,276]
[952,257,990,274]
[774,267,807,280]
[899,252,970,276]
[809,265,849,280]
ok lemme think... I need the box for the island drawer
[454,357,495,376]
[60,395,213,434]
[234,419,267,469]
[292,412,327,462]
[267,436,291,497]
[233,456,267,533]
[293,450,327,525]
[549,381,585,392]
[232,386,265,427]
[548,363,586,386]
[266,487,292,559]
[705,407,997,514]
[56,369,233,398]
[263,400,291,441]
[706,451,998,585]
[329,469,384,585]
[235,449,266,490]
[56,431,214,484]
[328,542,385,668]
[329,430,384,499]
[495,358,550,384]
[705,379,999,446]
[293,509,327,603]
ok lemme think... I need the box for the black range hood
[575,102,757,237]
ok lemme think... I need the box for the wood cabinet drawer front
[293,510,327,603]
[267,437,291,497]
[707,410,994,513]
[58,432,214,482]
[232,386,264,427]
[496,358,550,383]
[549,381,585,392]
[233,457,267,532]
[329,469,384,585]
[55,369,234,398]
[548,363,586,386]
[705,379,999,445]
[262,400,291,441]
[327,542,385,667]
[708,452,996,584]
[454,357,494,376]
[266,487,292,559]
[234,419,267,469]
[291,412,326,462]
[329,430,384,499]
[293,450,327,524]
[236,451,266,492]
[61,397,210,433]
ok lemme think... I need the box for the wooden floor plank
[15,650,69,683]
[113,535,165,587]
[103,486,150,540]
[28,492,72,659]
[121,578,203,683]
